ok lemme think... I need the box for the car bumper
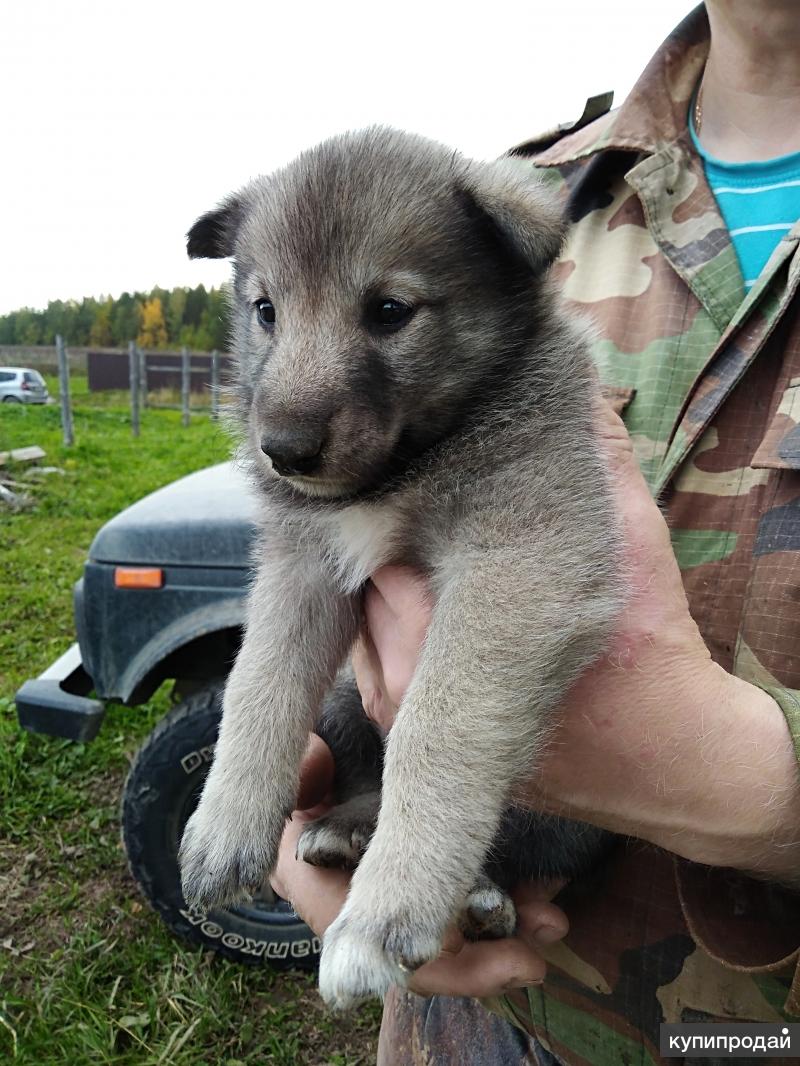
[15,644,106,742]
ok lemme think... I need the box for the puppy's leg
[318,560,618,1007]
[487,808,615,886]
[459,813,614,943]
[179,546,359,908]
[315,672,384,803]
[298,673,384,871]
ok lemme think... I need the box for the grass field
[0,379,381,1064]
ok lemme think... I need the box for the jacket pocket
[751,379,800,470]
[735,378,800,690]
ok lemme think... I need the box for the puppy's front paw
[179,791,284,909]
[319,909,441,1009]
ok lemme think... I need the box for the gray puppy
[179,128,622,1008]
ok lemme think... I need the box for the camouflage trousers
[376,988,561,1066]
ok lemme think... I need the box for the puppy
[179,127,622,1007]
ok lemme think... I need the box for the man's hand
[353,400,800,881]
[271,739,568,997]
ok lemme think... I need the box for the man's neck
[699,1,800,162]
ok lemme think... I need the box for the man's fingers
[515,899,570,948]
[506,880,570,948]
[352,632,393,731]
[440,925,466,955]
[296,733,336,811]
[361,568,433,712]
[270,811,351,935]
[591,394,676,566]
[368,565,434,620]
[404,883,568,997]
[591,397,642,486]
[408,936,547,997]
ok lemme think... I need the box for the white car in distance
[0,367,50,404]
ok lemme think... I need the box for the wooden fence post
[129,340,140,437]
[181,347,190,427]
[55,334,74,446]
[210,349,219,420]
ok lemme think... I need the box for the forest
[0,285,231,352]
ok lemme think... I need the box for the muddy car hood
[89,462,258,568]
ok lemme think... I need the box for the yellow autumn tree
[138,297,168,349]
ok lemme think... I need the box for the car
[15,462,321,971]
[0,367,50,404]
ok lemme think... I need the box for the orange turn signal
[114,566,164,589]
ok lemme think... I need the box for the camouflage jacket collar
[533,4,710,167]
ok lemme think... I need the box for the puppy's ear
[186,195,244,259]
[456,159,566,274]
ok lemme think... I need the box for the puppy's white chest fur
[326,502,403,593]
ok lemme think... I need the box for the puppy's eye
[367,298,414,330]
[255,298,276,329]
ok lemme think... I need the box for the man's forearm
[529,657,800,887]
[656,669,800,885]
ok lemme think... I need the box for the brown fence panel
[87,350,129,390]
[87,350,233,393]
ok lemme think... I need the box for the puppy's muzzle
[260,428,325,477]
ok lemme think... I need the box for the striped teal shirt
[689,119,800,292]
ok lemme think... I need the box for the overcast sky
[1,0,695,316]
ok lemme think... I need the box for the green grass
[0,380,381,1064]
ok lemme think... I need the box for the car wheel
[121,684,320,970]
[2,395,22,403]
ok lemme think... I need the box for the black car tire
[2,395,22,403]
[121,684,320,970]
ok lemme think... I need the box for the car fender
[118,598,245,703]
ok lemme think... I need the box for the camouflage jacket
[495,4,800,1062]
[380,5,800,1065]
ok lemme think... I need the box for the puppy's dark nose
[260,429,324,477]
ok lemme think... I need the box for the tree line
[0,285,231,352]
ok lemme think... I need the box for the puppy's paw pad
[296,816,371,870]
[460,881,517,941]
